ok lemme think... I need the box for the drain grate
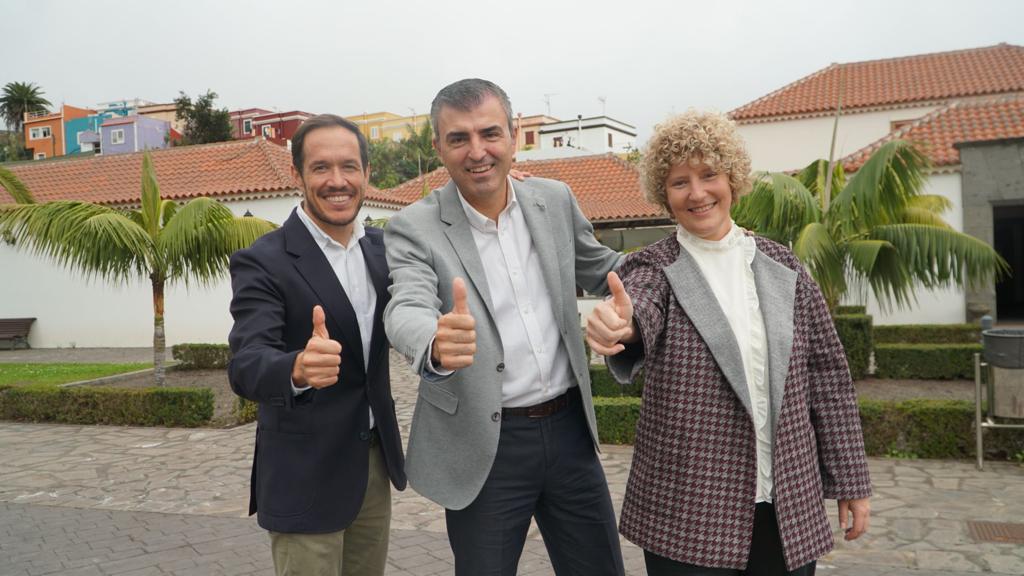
[967,521,1024,544]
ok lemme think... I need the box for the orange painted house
[23,104,94,160]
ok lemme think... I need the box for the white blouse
[676,222,774,503]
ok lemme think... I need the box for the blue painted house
[65,110,128,155]
[100,115,171,155]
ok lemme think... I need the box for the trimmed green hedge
[590,364,643,397]
[0,384,214,427]
[235,397,258,425]
[874,323,980,344]
[874,343,981,380]
[594,396,1024,459]
[834,305,867,315]
[833,314,873,380]
[172,343,232,370]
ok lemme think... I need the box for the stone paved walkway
[1,349,1023,574]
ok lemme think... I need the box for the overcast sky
[6,0,1022,142]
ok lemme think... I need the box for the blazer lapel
[360,230,388,368]
[517,183,565,330]
[751,246,797,435]
[663,246,752,417]
[284,209,365,369]
[438,181,499,324]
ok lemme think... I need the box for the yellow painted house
[345,111,430,142]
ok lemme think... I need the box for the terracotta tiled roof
[841,96,1024,171]
[0,139,297,206]
[730,43,1024,123]
[367,154,660,223]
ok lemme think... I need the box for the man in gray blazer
[384,78,625,575]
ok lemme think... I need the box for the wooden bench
[0,318,35,350]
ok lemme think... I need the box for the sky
[5,0,1023,143]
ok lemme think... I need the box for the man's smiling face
[433,94,516,207]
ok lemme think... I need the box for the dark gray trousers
[445,387,625,576]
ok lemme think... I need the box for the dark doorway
[994,204,1024,320]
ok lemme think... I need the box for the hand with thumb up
[292,305,343,388]
[432,277,477,370]
[586,271,637,356]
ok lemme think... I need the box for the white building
[538,116,637,155]
[728,43,1024,324]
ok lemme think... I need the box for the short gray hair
[430,78,514,139]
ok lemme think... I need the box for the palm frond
[0,165,35,204]
[831,140,930,231]
[139,153,161,238]
[732,172,821,244]
[795,159,846,200]
[792,222,846,307]
[871,224,1010,290]
[0,201,151,281]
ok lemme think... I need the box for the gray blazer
[384,177,622,510]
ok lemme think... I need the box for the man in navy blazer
[228,114,405,576]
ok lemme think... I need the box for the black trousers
[445,387,625,576]
[644,503,816,576]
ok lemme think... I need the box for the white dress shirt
[294,205,376,428]
[433,179,572,408]
[677,222,773,503]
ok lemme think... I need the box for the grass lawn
[0,363,151,387]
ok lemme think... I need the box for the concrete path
[1,349,1023,575]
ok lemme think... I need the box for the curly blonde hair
[641,110,752,214]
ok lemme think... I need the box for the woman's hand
[586,271,637,355]
[838,497,870,540]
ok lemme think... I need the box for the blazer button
[359,431,370,441]
[496,362,505,372]
[491,412,501,422]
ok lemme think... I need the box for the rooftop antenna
[543,93,558,117]
[598,96,606,116]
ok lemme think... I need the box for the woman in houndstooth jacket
[586,111,872,576]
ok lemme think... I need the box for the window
[370,126,380,139]
[262,125,273,138]
[525,131,535,146]
[35,152,46,160]
[111,129,125,145]
[29,126,52,140]
[608,133,613,147]
[553,136,564,148]
[243,119,253,135]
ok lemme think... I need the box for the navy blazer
[228,209,406,534]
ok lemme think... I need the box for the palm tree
[732,140,1009,312]
[1,82,52,134]
[0,154,275,385]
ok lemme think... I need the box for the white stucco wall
[736,105,940,172]
[539,126,635,154]
[0,193,399,348]
[845,172,968,325]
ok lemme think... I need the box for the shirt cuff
[290,377,311,396]
[423,336,455,378]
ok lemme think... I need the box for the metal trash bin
[983,329,1024,369]
[975,330,1024,469]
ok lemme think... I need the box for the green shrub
[873,324,980,344]
[172,343,232,370]
[592,396,1024,459]
[0,384,213,427]
[874,343,981,379]
[834,305,867,315]
[590,364,643,397]
[593,397,641,444]
[833,314,873,380]
[234,397,258,425]
[859,398,1024,459]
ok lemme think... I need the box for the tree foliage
[368,122,441,189]
[0,155,276,385]
[173,90,233,145]
[1,82,52,134]
[732,140,1009,311]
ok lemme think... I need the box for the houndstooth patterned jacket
[607,233,872,571]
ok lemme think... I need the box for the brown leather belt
[502,389,573,419]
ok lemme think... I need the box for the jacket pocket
[256,428,317,517]
[419,382,459,415]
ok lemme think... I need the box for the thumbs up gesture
[432,277,477,370]
[586,271,637,356]
[292,305,343,388]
